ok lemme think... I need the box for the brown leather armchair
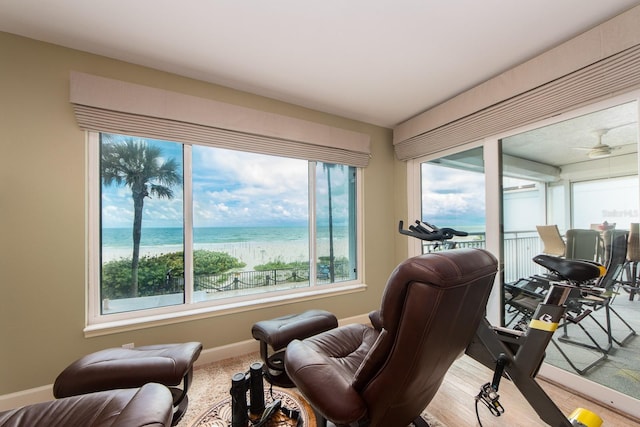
[0,383,173,427]
[284,248,498,427]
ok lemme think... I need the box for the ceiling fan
[573,129,622,159]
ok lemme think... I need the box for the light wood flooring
[428,355,639,426]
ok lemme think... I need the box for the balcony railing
[161,231,546,296]
[163,261,353,295]
[420,230,544,283]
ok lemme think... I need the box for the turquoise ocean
[102,226,347,248]
[101,226,349,267]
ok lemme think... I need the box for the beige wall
[0,32,403,394]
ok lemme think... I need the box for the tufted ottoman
[53,342,202,426]
[251,310,337,387]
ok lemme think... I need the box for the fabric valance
[394,43,640,161]
[393,6,640,161]
[70,72,371,167]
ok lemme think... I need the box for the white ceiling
[1,0,639,128]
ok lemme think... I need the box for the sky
[101,134,637,233]
[421,161,486,229]
[101,135,352,228]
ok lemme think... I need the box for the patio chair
[565,229,602,262]
[536,225,566,257]
[503,275,548,327]
[553,231,636,374]
[619,223,640,301]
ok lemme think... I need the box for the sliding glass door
[412,92,640,416]
[500,98,639,411]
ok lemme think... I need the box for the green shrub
[102,250,245,299]
[254,257,308,271]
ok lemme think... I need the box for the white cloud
[190,146,309,226]
[103,144,316,228]
[420,163,486,222]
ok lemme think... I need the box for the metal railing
[161,231,546,295]
[195,268,311,292]
[420,230,544,283]
[163,261,353,294]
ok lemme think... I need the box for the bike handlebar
[398,220,468,241]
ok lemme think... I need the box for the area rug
[189,386,313,427]
[178,352,447,427]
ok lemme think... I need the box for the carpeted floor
[178,352,446,427]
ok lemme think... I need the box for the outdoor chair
[552,231,636,374]
[284,248,498,427]
[565,229,602,262]
[619,223,640,301]
[503,275,549,328]
[504,225,568,328]
[536,225,566,257]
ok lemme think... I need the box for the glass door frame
[406,90,640,418]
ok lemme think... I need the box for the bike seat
[533,255,605,283]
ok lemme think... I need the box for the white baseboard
[194,339,261,367]
[338,313,370,326]
[0,313,370,411]
[0,385,54,412]
[194,313,370,367]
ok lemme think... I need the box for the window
[572,177,639,229]
[418,147,486,254]
[89,132,360,325]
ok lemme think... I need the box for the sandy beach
[102,239,349,271]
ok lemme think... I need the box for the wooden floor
[428,355,639,426]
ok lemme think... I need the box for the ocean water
[102,225,350,267]
[102,226,347,248]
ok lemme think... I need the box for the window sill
[84,283,367,337]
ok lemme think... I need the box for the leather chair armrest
[368,310,382,330]
[111,383,173,427]
[0,384,173,427]
[285,339,367,425]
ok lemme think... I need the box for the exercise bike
[399,220,604,427]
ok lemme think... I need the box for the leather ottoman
[0,383,173,427]
[53,342,202,425]
[252,310,337,387]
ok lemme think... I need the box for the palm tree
[101,136,181,297]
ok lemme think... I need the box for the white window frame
[85,132,365,336]
[406,140,502,326]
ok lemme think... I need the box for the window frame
[85,132,365,336]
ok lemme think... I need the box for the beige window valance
[70,71,371,167]
[394,6,640,161]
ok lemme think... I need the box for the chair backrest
[536,225,566,257]
[627,223,640,262]
[599,230,628,290]
[565,229,602,262]
[353,248,498,427]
